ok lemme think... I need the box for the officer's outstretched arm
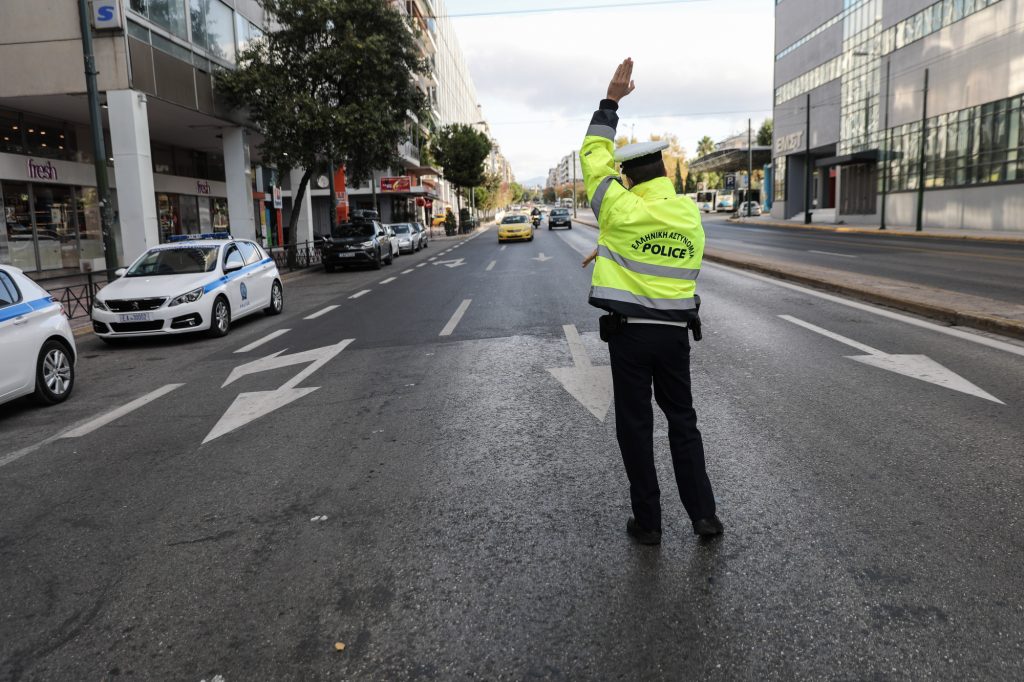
[581,59,637,229]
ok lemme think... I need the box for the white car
[389,223,421,253]
[383,225,401,260]
[737,201,762,216]
[91,236,283,341]
[0,264,77,406]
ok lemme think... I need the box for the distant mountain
[520,176,547,188]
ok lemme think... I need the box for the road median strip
[574,215,1024,341]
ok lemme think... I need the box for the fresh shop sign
[27,159,58,181]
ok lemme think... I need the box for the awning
[815,150,879,167]
[687,146,773,174]
[406,164,443,177]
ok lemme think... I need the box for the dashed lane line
[305,305,340,320]
[0,384,186,468]
[235,329,290,354]
[416,263,427,268]
[401,268,414,274]
[379,277,397,284]
[808,250,857,259]
[428,257,437,261]
[349,289,371,299]
[440,299,472,337]
[486,260,496,271]
[500,245,507,251]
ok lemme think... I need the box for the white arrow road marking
[547,324,613,421]
[305,305,339,320]
[440,299,472,336]
[532,253,552,262]
[779,315,1004,404]
[235,329,290,354]
[205,339,354,444]
[432,258,465,268]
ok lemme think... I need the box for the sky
[444,0,776,185]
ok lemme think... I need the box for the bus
[695,190,718,213]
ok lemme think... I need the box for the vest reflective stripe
[589,285,697,311]
[587,124,616,140]
[591,176,617,220]
[597,244,700,280]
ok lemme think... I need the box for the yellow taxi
[497,214,534,243]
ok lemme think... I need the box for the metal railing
[38,273,107,322]
[268,240,323,271]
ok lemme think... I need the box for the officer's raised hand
[607,58,636,102]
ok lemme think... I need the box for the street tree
[673,163,684,194]
[697,135,715,157]
[684,167,698,193]
[431,124,492,219]
[217,0,427,260]
[510,182,525,205]
[543,186,557,204]
[757,118,774,147]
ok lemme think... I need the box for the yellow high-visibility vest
[581,102,704,322]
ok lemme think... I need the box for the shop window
[207,152,226,182]
[32,184,80,271]
[180,195,200,231]
[2,182,36,271]
[1,110,24,155]
[211,197,229,230]
[152,143,174,174]
[157,193,183,242]
[75,187,105,261]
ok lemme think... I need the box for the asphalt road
[703,214,1024,305]
[2,218,1023,680]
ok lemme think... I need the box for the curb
[574,216,1024,342]
[727,217,1024,245]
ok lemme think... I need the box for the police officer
[581,58,722,545]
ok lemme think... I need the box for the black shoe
[692,516,724,537]
[626,517,662,545]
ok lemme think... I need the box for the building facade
[548,152,582,188]
[772,0,1024,231]
[0,0,269,279]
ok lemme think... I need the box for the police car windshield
[332,223,374,238]
[126,246,219,276]
[502,215,528,224]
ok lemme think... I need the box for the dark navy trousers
[608,322,716,530]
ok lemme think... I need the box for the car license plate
[339,253,356,258]
[118,312,152,322]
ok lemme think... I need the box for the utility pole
[915,68,929,232]
[77,0,118,274]
[804,93,812,224]
[747,118,753,217]
[327,159,336,235]
[572,150,578,218]
[880,58,891,230]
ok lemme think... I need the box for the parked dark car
[322,220,394,271]
[548,208,572,230]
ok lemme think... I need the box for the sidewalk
[574,215,1024,342]
[731,215,1024,244]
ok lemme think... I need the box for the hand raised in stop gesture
[607,58,636,103]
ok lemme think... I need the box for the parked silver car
[389,223,422,253]
[412,222,429,248]
[384,224,401,259]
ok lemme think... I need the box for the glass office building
[772,0,1023,231]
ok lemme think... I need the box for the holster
[598,313,627,342]
[689,294,703,342]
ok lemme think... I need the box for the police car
[91,234,283,341]
[0,264,77,406]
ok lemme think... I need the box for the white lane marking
[62,384,185,439]
[439,299,472,337]
[416,262,427,268]
[305,305,339,320]
[206,340,354,443]
[0,384,185,468]
[486,260,496,271]
[428,257,437,262]
[433,258,465,268]
[713,263,1024,358]
[779,315,1004,404]
[235,329,290,354]
[379,277,396,284]
[808,250,857,258]
[349,289,371,299]
[548,324,613,421]
[532,253,553,262]
[500,245,507,251]
[401,268,414,274]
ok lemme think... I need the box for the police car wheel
[265,281,284,316]
[32,339,75,406]
[208,296,231,338]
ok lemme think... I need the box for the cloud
[448,0,775,179]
